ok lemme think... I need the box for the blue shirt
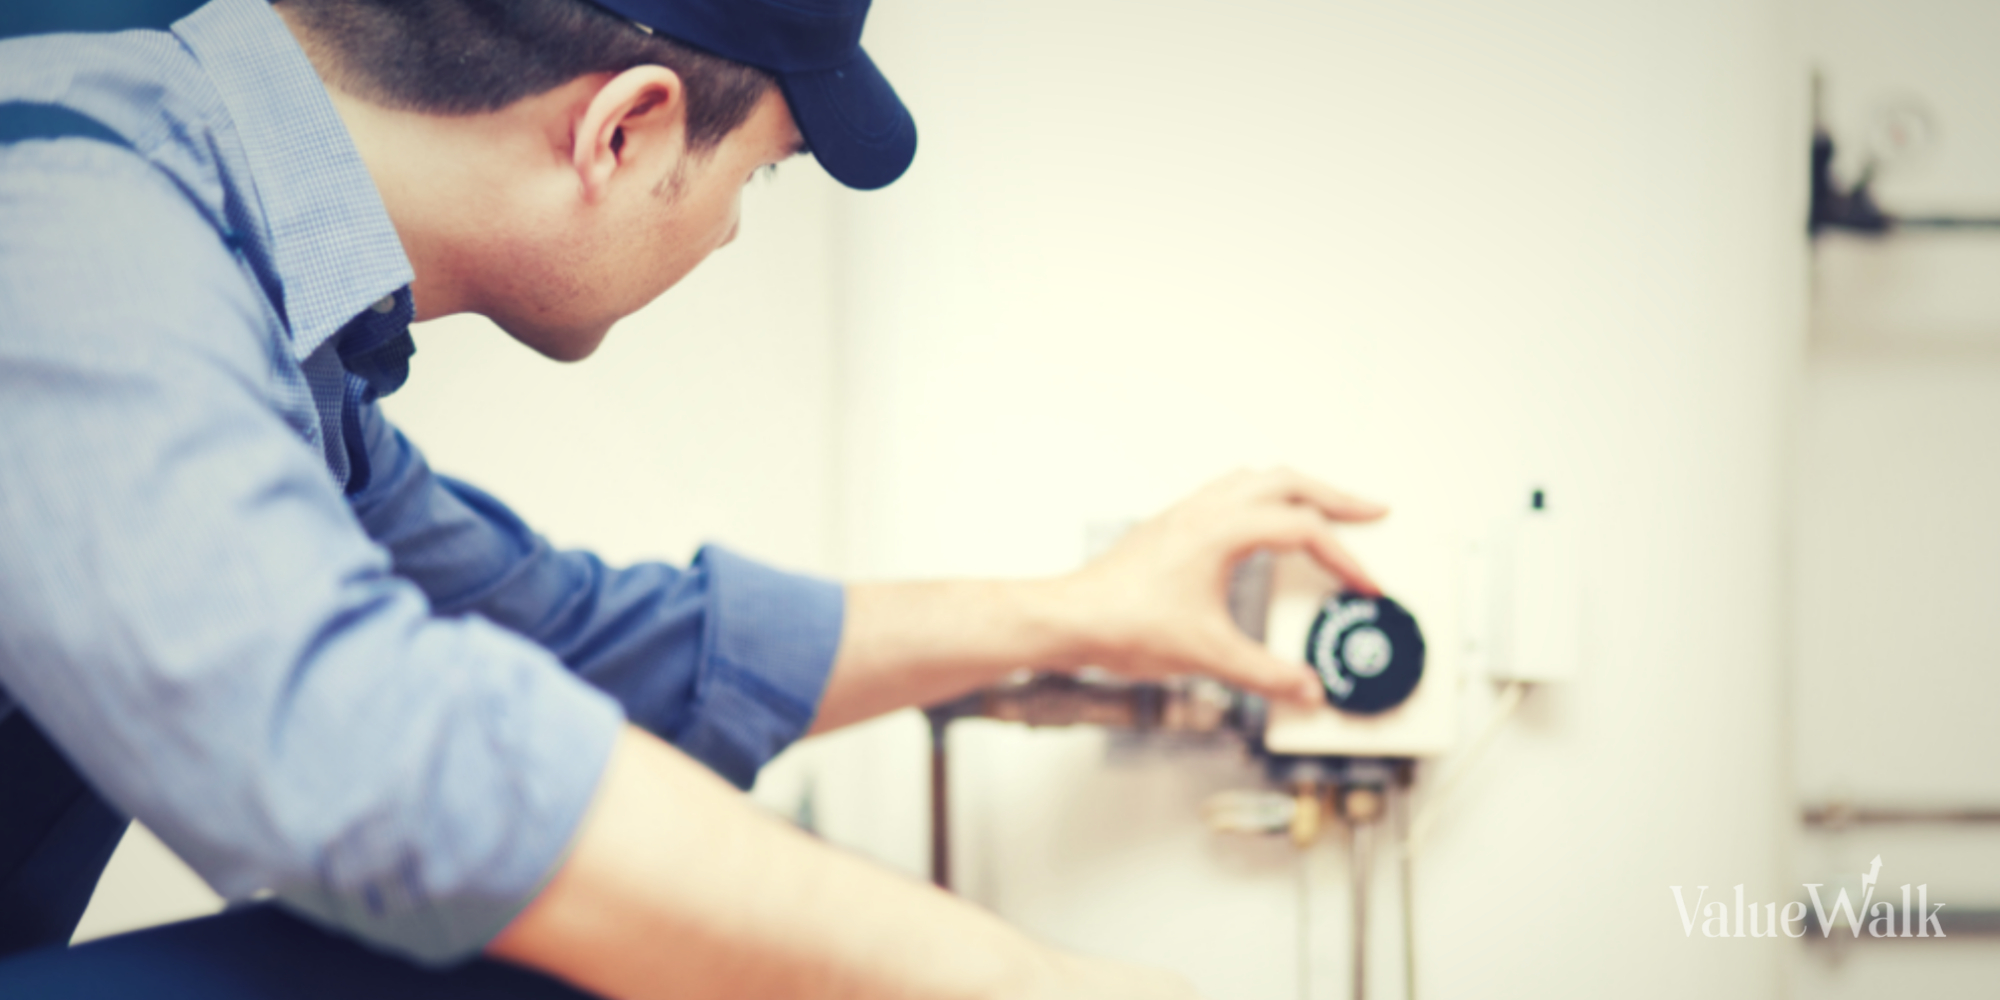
[0,0,843,965]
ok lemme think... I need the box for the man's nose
[722,217,741,248]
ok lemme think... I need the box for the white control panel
[1261,534,1459,758]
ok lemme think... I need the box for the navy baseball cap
[590,0,916,190]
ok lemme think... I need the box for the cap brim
[777,48,916,191]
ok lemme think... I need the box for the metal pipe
[918,555,1277,891]
[1803,803,2000,828]
[1339,784,1384,1000]
[923,674,1254,896]
[929,673,1242,733]
[1297,843,1312,1000]
[1348,801,1371,1000]
[1396,781,1415,1000]
[926,708,952,891]
[1803,906,2000,938]
[1892,216,2000,231]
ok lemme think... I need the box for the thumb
[1207,626,1324,707]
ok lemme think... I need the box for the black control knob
[1304,594,1425,714]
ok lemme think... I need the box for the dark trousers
[0,710,594,998]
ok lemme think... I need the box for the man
[0,0,1385,996]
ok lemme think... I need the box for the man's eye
[751,163,780,183]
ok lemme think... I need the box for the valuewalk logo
[1671,856,1947,939]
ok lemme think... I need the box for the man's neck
[272,1,584,325]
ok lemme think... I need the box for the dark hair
[283,0,774,152]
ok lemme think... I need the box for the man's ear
[573,65,687,203]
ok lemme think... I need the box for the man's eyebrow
[788,137,810,158]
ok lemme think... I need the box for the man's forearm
[806,470,1385,733]
[808,579,1095,734]
[488,725,1051,1000]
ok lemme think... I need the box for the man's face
[492,87,805,361]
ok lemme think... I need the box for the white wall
[816,1,1806,998]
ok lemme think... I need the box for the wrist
[1010,573,1109,673]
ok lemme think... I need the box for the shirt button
[371,295,397,314]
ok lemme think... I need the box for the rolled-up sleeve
[0,143,621,965]
[350,406,845,790]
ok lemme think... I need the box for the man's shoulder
[0,136,275,380]
[0,28,212,128]
[0,25,238,224]
[0,14,290,377]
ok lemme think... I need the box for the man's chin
[499,318,614,363]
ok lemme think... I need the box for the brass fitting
[1290,781,1323,848]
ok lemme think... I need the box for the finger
[1255,468,1389,523]
[1193,467,1261,505]
[1228,507,1383,596]
[1303,527,1381,597]
[1204,626,1325,706]
[1224,505,1327,555]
